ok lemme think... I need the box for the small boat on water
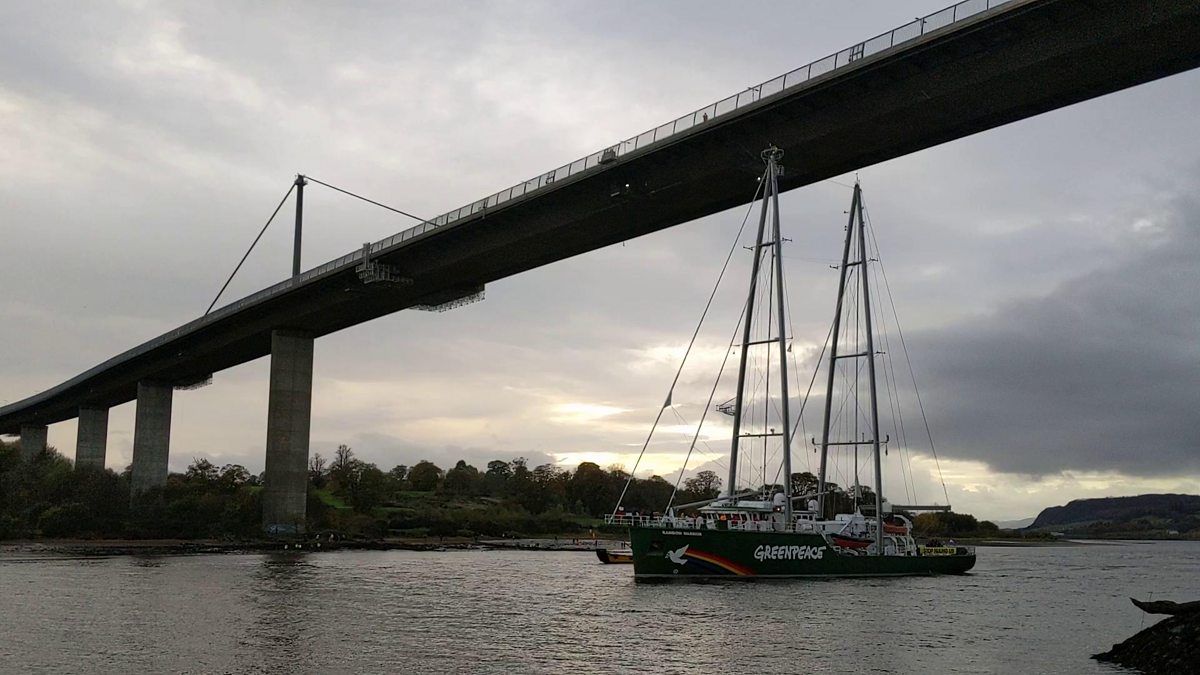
[608,148,976,579]
[596,548,634,564]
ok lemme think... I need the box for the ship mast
[817,182,886,554]
[726,147,793,523]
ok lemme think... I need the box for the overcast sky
[2,1,1198,521]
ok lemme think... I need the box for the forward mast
[727,147,794,523]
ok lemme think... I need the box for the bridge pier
[262,330,314,535]
[131,382,172,495]
[76,407,109,470]
[19,424,47,461]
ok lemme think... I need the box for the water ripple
[0,544,1189,673]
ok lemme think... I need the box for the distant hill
[1028,494,1200,537]
[995,517,1035,530]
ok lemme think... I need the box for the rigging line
[868,257,920,507]
[792,323,833,443]
[205,182,296,316]
[666,403,729,471]
[768,318,833,488]
[860,230,902,485]
[862,196,951,507]
[666,303,745,511]
[780,234,814,473]
[304,176,433,225]
[772,318,842,489]
[612,177,766,517]
[861,197,930,488]
[845,272,874,432]
[662,398,724,468]
[867,234,916,505]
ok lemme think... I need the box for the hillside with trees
[1026,494,1200,538]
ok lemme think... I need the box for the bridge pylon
[262,329,314,535]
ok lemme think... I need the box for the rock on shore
[1093,599,1200,674]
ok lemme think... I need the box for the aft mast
[855,185,885,555]
[817,182,886,554]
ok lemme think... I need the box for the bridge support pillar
[131,382,172,495]
[19,424,47,462]
[76,407,109,470]
[262,330,314,535]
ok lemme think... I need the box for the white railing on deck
[605,513,823,534]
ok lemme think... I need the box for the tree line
[0,439,724,539]
[306,444,724,516]
[0,438,999,540]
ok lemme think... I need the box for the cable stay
[204,174,441,317]
[205,182,296,315]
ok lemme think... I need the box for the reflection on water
[245,553,319,671]
[1,542,1193,673]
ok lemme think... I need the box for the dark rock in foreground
[1094,598,1200,674]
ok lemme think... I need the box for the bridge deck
[3,0,1200,434]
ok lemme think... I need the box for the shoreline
[5,535,1192,558]
[0,537,628,558]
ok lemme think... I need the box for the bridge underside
[2,0,1199,434]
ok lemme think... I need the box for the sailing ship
[609,147,975,578]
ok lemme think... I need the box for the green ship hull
[629,527,975,579]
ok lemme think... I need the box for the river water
[0,541,1195,674]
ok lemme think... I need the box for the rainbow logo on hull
[666,545,754,576]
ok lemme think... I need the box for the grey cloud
[915,186,1200,477]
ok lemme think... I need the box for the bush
[39,503,92,538]
[0,514,28,539]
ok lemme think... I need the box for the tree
[512,463,568,514]
[790,471,819,498]
[533,464,568,502]
[345,462,388,512]
[330,444,355,483]
[385,465,408,494]
[483,460,512,497]
[485,460,511,479]
[185,458,219,484]
[408,460,443,492]
[442,460,481,496]
[308,453,328,487]
[913,511,987,537]
[218,464,250,490]
[683,470,722,502]
[567,462,613,516]
[638,475,674,512]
